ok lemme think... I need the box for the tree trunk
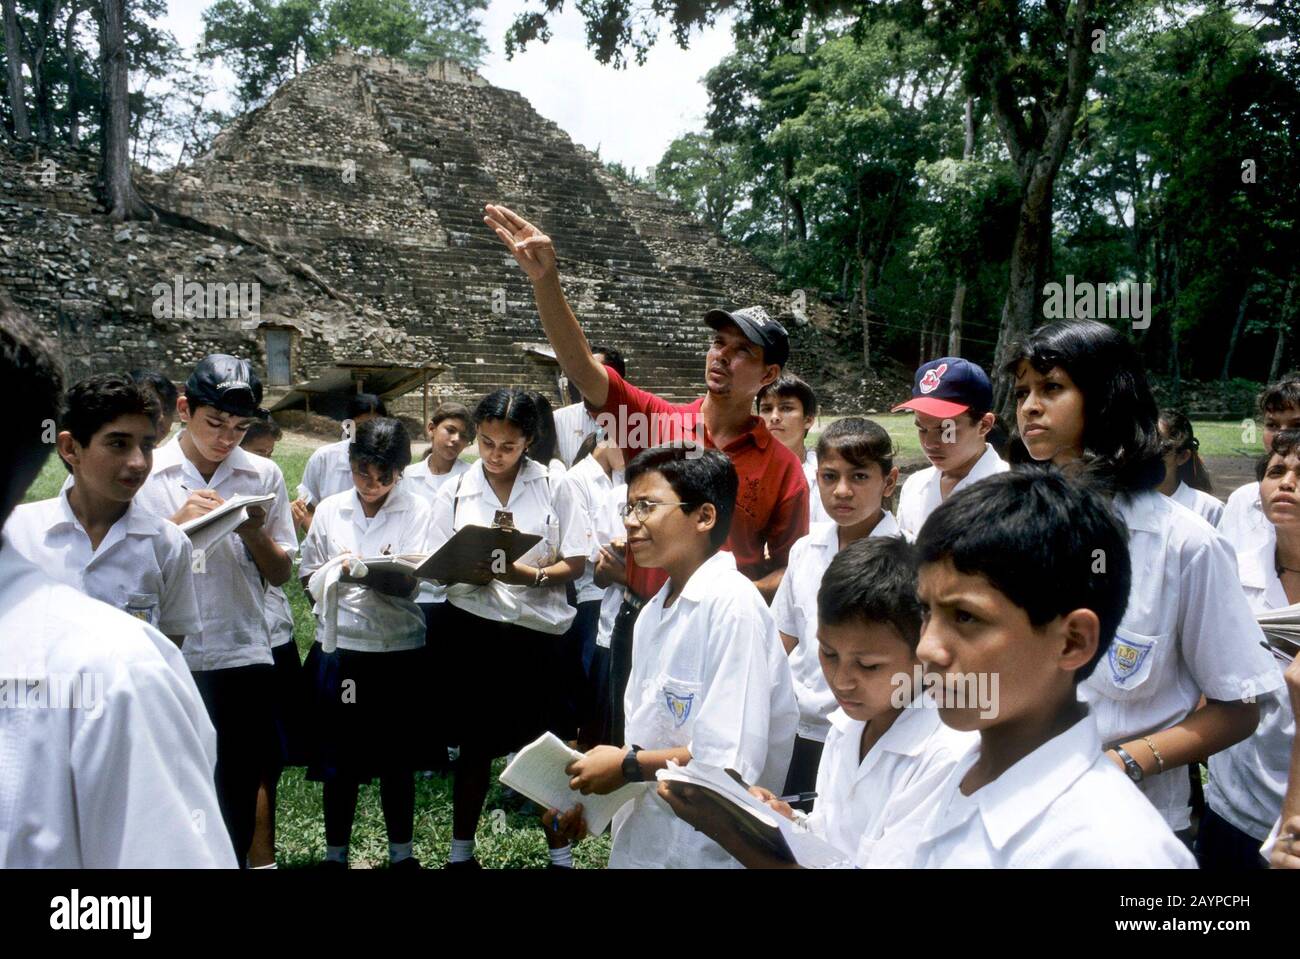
[784,153,807,242]
[987,0,1095,419]
[948,95,977,357]
[100,0,148,221]
[1220,282,1253,381]
[2,0,30,139]
[860,255,873,374]
[1270,278,1295,382]
[65,1,80,144]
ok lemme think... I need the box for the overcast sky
[160,0,737,174]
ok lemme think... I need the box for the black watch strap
[622,745,644,783]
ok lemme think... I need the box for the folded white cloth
[307,554,369,653]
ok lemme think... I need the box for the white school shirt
[858,711,1197,868]
[299,485,431,653]
[609,550,799,869]
[402,457,471,604]
[801,449,832,526]
[429,458,586,635]
[1206,519,1295,842]
[554,401,600,467]
[1080,488,1282,831]
[134,438,297,671]
[595,481,629,650]
[0,545,236,868]
[1218,481,1266,545]
[808,704,976,859]
[297,438,353,506]
[562,455,624,604]
[896,444,1008,541]
[3,488,201,640]
[1168,480,1224,527]
[265,585,295,648]
[771,513,901,742]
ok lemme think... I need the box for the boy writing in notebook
[546,444,798,868]
[661,536,975,867]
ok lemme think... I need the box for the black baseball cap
[185,354,265,418]
[891,357,993,418]
[704,306,790,369]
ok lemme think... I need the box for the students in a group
[1201,429,1300,868]
[661,536,976,867]
[549,445,799,869]
[293,392,387,532]
[486,204,809,751]
[0,294,234,867]
[1008,319,1277,837]
[134,354,297,866]
[429,388,589,869]
[563,430,627,748]
[4,373,200,648]
[1218,375,1300,543]
[758,373,829,524]
[855,471,1196,866]
[300,418,431,870]
[892,357,1008,541]
[1157,409,1222,526]
[129,368,179,438]
[239,416,304,869]
[553,344,625,466]
[770,417,901,800]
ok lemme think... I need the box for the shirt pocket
[123,591,161,628]
[650,674,703,747]
[1099,626,1165,698]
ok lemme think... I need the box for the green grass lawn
[19,413,1259,868]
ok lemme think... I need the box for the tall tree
[2,0,30,138]
[99,0,148,219]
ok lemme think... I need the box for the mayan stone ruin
[1,51,863,414]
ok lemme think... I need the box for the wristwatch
[622,745,644,783]
[533,567,551,588]
[1114,745,1144,783]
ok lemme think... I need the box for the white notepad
[177,492,277,552]
[499,733,649,836]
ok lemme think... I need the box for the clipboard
[357,523,542,584]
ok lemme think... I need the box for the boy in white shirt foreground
[0,294,234,867]
[547,444,798,867]
[662,536,975,867]
[867,471,1193,867]
[4,372,200,647]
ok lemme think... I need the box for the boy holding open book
[550,444,798,868]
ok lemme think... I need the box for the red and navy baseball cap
[703,306,790,369]
[891,357,993,419]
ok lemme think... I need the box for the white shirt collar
[460,457,548,506]
[153,433,261,482]
[948,711,1101,850]
[809,510,900,551]
[337,483,416,519]
[827,702,943,759]
[53,486,159,538]
[676,549,739,604]
[1113,488,1164,534]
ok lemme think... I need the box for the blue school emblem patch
[663,690,694,727]
[1109,635,1154,686]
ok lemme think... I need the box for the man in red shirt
[484,203,809,742]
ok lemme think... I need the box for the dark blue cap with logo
[184,354,265,418]
[891,357,993,418]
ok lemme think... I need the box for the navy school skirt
[266,639,308,774]
[303,642,438,784]
[435,603,570,758]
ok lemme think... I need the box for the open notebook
[656,761,847,868]
[353,524,542,584]
[499,733,650,836]
[1258,603,1300,664]
[177,493,276,552]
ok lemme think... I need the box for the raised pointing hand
[483,203,556,282]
